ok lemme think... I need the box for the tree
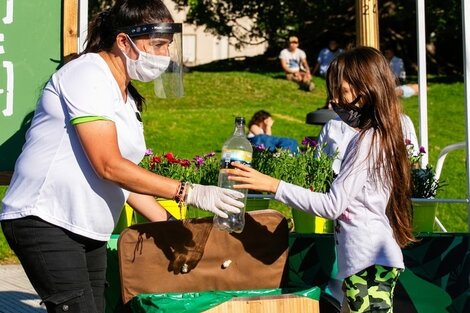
[174,0,463,75]
[89,0,464,76]
[173,0,356,56]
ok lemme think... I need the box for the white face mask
[122,36,171,82]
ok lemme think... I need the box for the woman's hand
[264,117,274,127]
[186,184,244,218]
[228,162,280,194]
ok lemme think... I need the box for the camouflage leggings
[341,265,401,313]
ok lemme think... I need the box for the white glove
[186,184,244,218]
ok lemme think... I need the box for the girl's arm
[249,124,265,135]
[263,117,273,135]
[229,133,373,219]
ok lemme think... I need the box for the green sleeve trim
[70,116,110,125]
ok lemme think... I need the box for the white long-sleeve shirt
[275,129,404,279]
[318,115,418,174]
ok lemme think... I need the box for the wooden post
[356,0,380,49]
[0,172,12,185]
[63,0,79,58]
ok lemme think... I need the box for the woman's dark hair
[83,0,173,111]
[326,46,415,247]
[248,110,271,128]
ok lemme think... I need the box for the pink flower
[194,156,205,166]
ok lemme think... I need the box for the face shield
[121,23,183,98]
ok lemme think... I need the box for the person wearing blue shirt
[313,39,343,77]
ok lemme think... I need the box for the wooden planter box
[205,294,319,313]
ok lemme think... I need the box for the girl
[230,46,415,313]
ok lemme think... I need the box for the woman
[230,46,415,313]
[0,1,243,312]
[247,110,298,153]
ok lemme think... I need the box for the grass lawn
[0,65,469,262]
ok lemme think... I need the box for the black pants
[1,216,107,313]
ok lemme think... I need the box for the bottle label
[220,149,252,169]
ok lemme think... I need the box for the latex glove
[186,184,244,218]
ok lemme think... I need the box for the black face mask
[330,96,365,128]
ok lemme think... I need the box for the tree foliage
[173,0,463,75]
[89,0,464,75]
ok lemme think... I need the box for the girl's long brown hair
[326,46,415,247]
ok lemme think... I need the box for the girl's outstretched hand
[228,162,281,194]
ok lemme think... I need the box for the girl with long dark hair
[229,46,415,313]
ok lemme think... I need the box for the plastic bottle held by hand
[214,116,253,233]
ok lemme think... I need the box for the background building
[163,0,268,66]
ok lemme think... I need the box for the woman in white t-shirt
[0,1,243,312]
[230,46,416,313]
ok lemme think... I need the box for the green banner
[0,1,62,171]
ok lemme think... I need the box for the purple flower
[145,148,154,156]
[419,146,426,154]
[205,151,216,158]
[302,137,317,147]
[254,144,266,151]
[194,155,205,166]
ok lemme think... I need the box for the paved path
[0,265,46,313]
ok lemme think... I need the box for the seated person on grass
[247,110,299,154]
[279,36,315,91]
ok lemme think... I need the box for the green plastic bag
[130,287,321,313]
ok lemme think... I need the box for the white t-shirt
[318,115,419,174]
[0,53,146,241]
[276,130,404,279]
[279,48,307,72]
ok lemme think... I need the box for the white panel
[214,37,229,60]
[183,34,196,63]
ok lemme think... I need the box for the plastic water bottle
[214,116,253,233]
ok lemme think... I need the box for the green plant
[140,149,219,185]
[411,166,444,199]
[142,136,335,194]
[252,137,335,192]
[406,140,445,198]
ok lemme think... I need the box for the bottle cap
[235,116,245,125]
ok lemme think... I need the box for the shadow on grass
[427,75,464,84]
[189,54,281,74]
[407,75,464,84]
[189,53,467,86]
